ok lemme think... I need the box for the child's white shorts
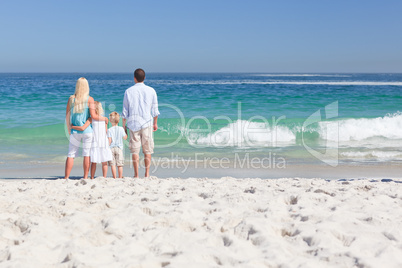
[67,133,93,158]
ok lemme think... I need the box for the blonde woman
[71,101,112,179]
[64,77,107,179]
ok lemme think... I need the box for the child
[107,112,128,178]
[72,101,112,179]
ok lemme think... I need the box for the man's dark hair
[134,68,146,82]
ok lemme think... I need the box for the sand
[0,177,401,267]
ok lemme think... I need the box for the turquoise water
[1,73,402,169]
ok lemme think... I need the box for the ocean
[1,73,402,177]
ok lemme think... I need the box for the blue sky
[1,0,402,72]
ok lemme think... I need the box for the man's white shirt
[122,82,160,131]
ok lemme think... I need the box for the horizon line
[1,71,402,74]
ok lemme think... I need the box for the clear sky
[1,0,402,73]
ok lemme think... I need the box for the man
[122,68,160,178]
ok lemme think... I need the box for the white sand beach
[0,177,401,267]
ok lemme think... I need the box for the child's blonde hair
[70,77,90,113]
[94,101,104,116]
[109,112,120,124]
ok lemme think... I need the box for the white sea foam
[321,112,402,142]
[186,113,402,149]
[251,74,351,77]
[187,120,295,148]
[0,153,29,160]
[170,81,402,86]
[340,151,402,160]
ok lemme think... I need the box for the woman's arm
[66,98,71,135]
[88,97,107,122]
[71,118,92,132]
[105,118,108,133]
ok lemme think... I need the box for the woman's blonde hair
[70,77,90,113]
[94,101,104,116]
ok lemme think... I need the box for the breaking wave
[185,113,402,148]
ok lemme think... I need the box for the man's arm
[123,118,127,135]
[151,90,160,132]
[153,116,158,132]
[122,91,129,135]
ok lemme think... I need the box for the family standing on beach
[64,69,160,179]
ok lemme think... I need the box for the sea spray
[322,112,402,142]
[187,120,295,148]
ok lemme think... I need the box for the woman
[64,77,106,179]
